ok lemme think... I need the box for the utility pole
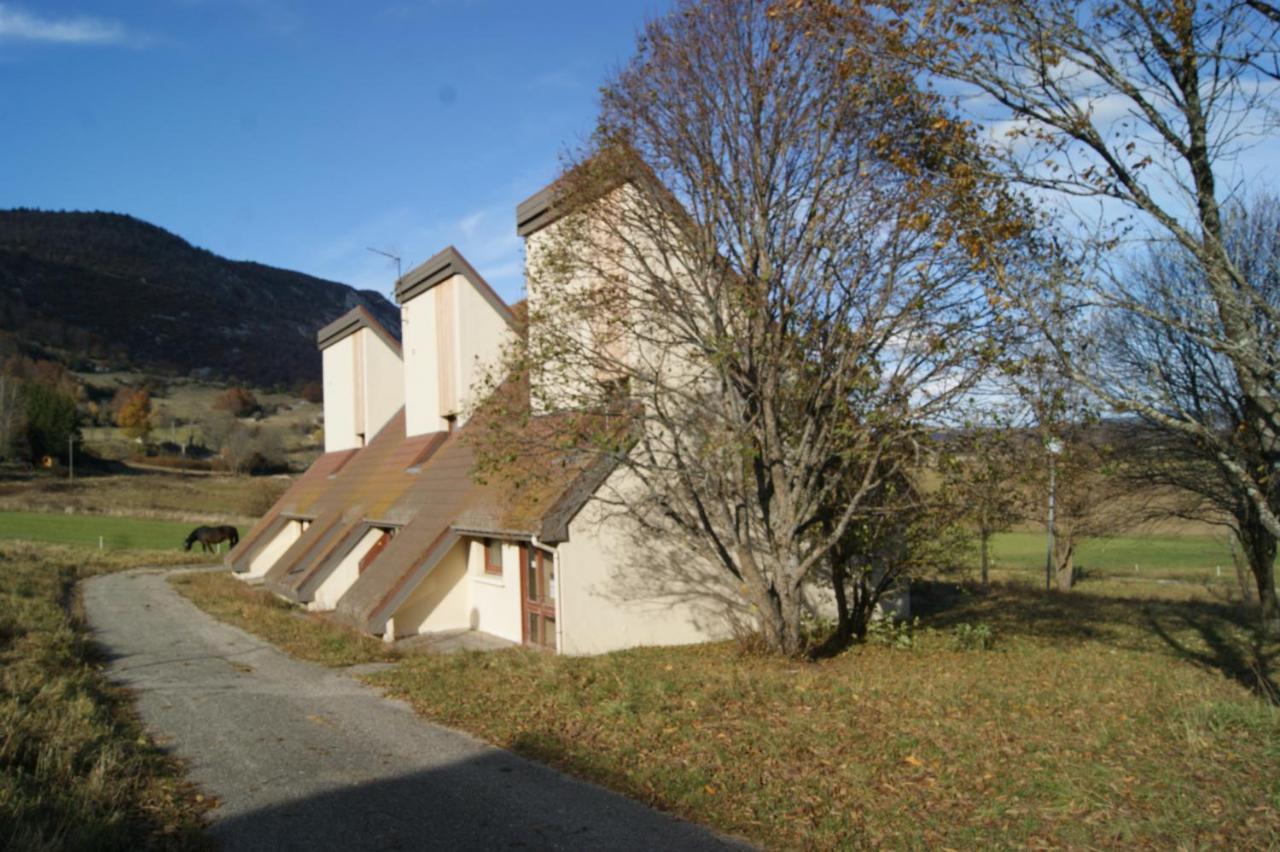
[1044,438,1063,591]
[68,434,75,481]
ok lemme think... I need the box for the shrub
[299,381,323,404]
[951,622,996,651]
[213,387,261,418]
[866,616,918,650]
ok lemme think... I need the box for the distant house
[226,184,755,654]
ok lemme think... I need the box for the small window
[484,538,504,575]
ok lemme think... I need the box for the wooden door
[519,545,556,650]
[358,529,392,575]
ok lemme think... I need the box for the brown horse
[184,525,239,553]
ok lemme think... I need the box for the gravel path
[83,569,740,851]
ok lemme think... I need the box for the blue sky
[0,1,671,304]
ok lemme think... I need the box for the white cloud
[0,4,132,45]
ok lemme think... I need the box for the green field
[983,531,1242,584]
[0,510,212,552]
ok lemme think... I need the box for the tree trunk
[1054,538,1075,592]
[831,557,852,642]
[1241,517,1280,638]
[979,529,991,585]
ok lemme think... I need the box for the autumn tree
[941,412,1028,585]
[476,0,1028,654]
[114,389,153,442]
[810,0,1280,624]
[1101,196,1280,629]
[214,387,260,419]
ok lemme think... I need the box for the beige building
[226,194,759,654]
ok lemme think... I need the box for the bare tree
[812,0,1280,626]
[1102,196,1280,630]
[476,0,1024,654]
[940,411,1028,585]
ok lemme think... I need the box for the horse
[184,525,240,553]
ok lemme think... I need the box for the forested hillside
[0,210,400,387]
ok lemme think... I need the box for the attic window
[484,538,503,576]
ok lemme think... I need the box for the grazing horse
[184,525,240,553]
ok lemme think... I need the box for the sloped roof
[258,410,450,600]
[227,447,359,572]
[394,245,518,332]
[316,304,403,354]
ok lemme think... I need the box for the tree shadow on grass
[913,578,1278,704]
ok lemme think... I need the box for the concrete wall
[311,527,385,612]
[391,539,471,636]
[244,519,305,581]
[465,538,523,643]
[323,327,403,452]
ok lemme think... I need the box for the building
[225,184,757,654]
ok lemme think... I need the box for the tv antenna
[366,246,402,290]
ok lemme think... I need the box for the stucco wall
[465,539,523,643]
[322,337,359,452]
[392,539,471,636]
[361,329,404,444]
[403,286,444,436]
[244,520,304,581]
[311,527,385,611]
[554,471,749,656]
[454,280,512,427]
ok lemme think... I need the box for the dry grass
[169,563,1280,848]
[0,472,281,524]
[170,572,398,667]
[0,542,212,850]
[361,581,1279,849]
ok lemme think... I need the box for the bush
[239,478,288,517]
[214,387,261,418]
[866,616,918,650]
[299,381,323,404]
[951,622,996,651]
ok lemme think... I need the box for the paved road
[84,569,741,851]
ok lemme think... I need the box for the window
[484,538,504,575]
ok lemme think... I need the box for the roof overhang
[394,245,518,332]
[316,305,403,355]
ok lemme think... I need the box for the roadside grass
[0,473,271,524]
[0,511,212,553]
[170,572,398,667]
[175,567,1280,848]
[0,541,211,850]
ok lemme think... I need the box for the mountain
[0,210,401,387]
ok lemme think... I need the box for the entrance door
[520,545,556,650]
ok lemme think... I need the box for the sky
[0,0,672,304]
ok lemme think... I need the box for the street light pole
[1044,438,1063,591]
[68,434,74,481]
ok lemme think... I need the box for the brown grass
[0,472,277,524]
[0,542,212,850]
[170,572,398,667]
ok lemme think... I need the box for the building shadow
[209,750,744,852]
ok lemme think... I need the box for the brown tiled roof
[227,447,358,572]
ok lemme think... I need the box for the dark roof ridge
[394,245,518,331]
[316,304,403,354]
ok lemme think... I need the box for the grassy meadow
[981,531,1244,586]
[0,511,204,552]
[0,542,211,849]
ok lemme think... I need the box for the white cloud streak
[0,4,131,45]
